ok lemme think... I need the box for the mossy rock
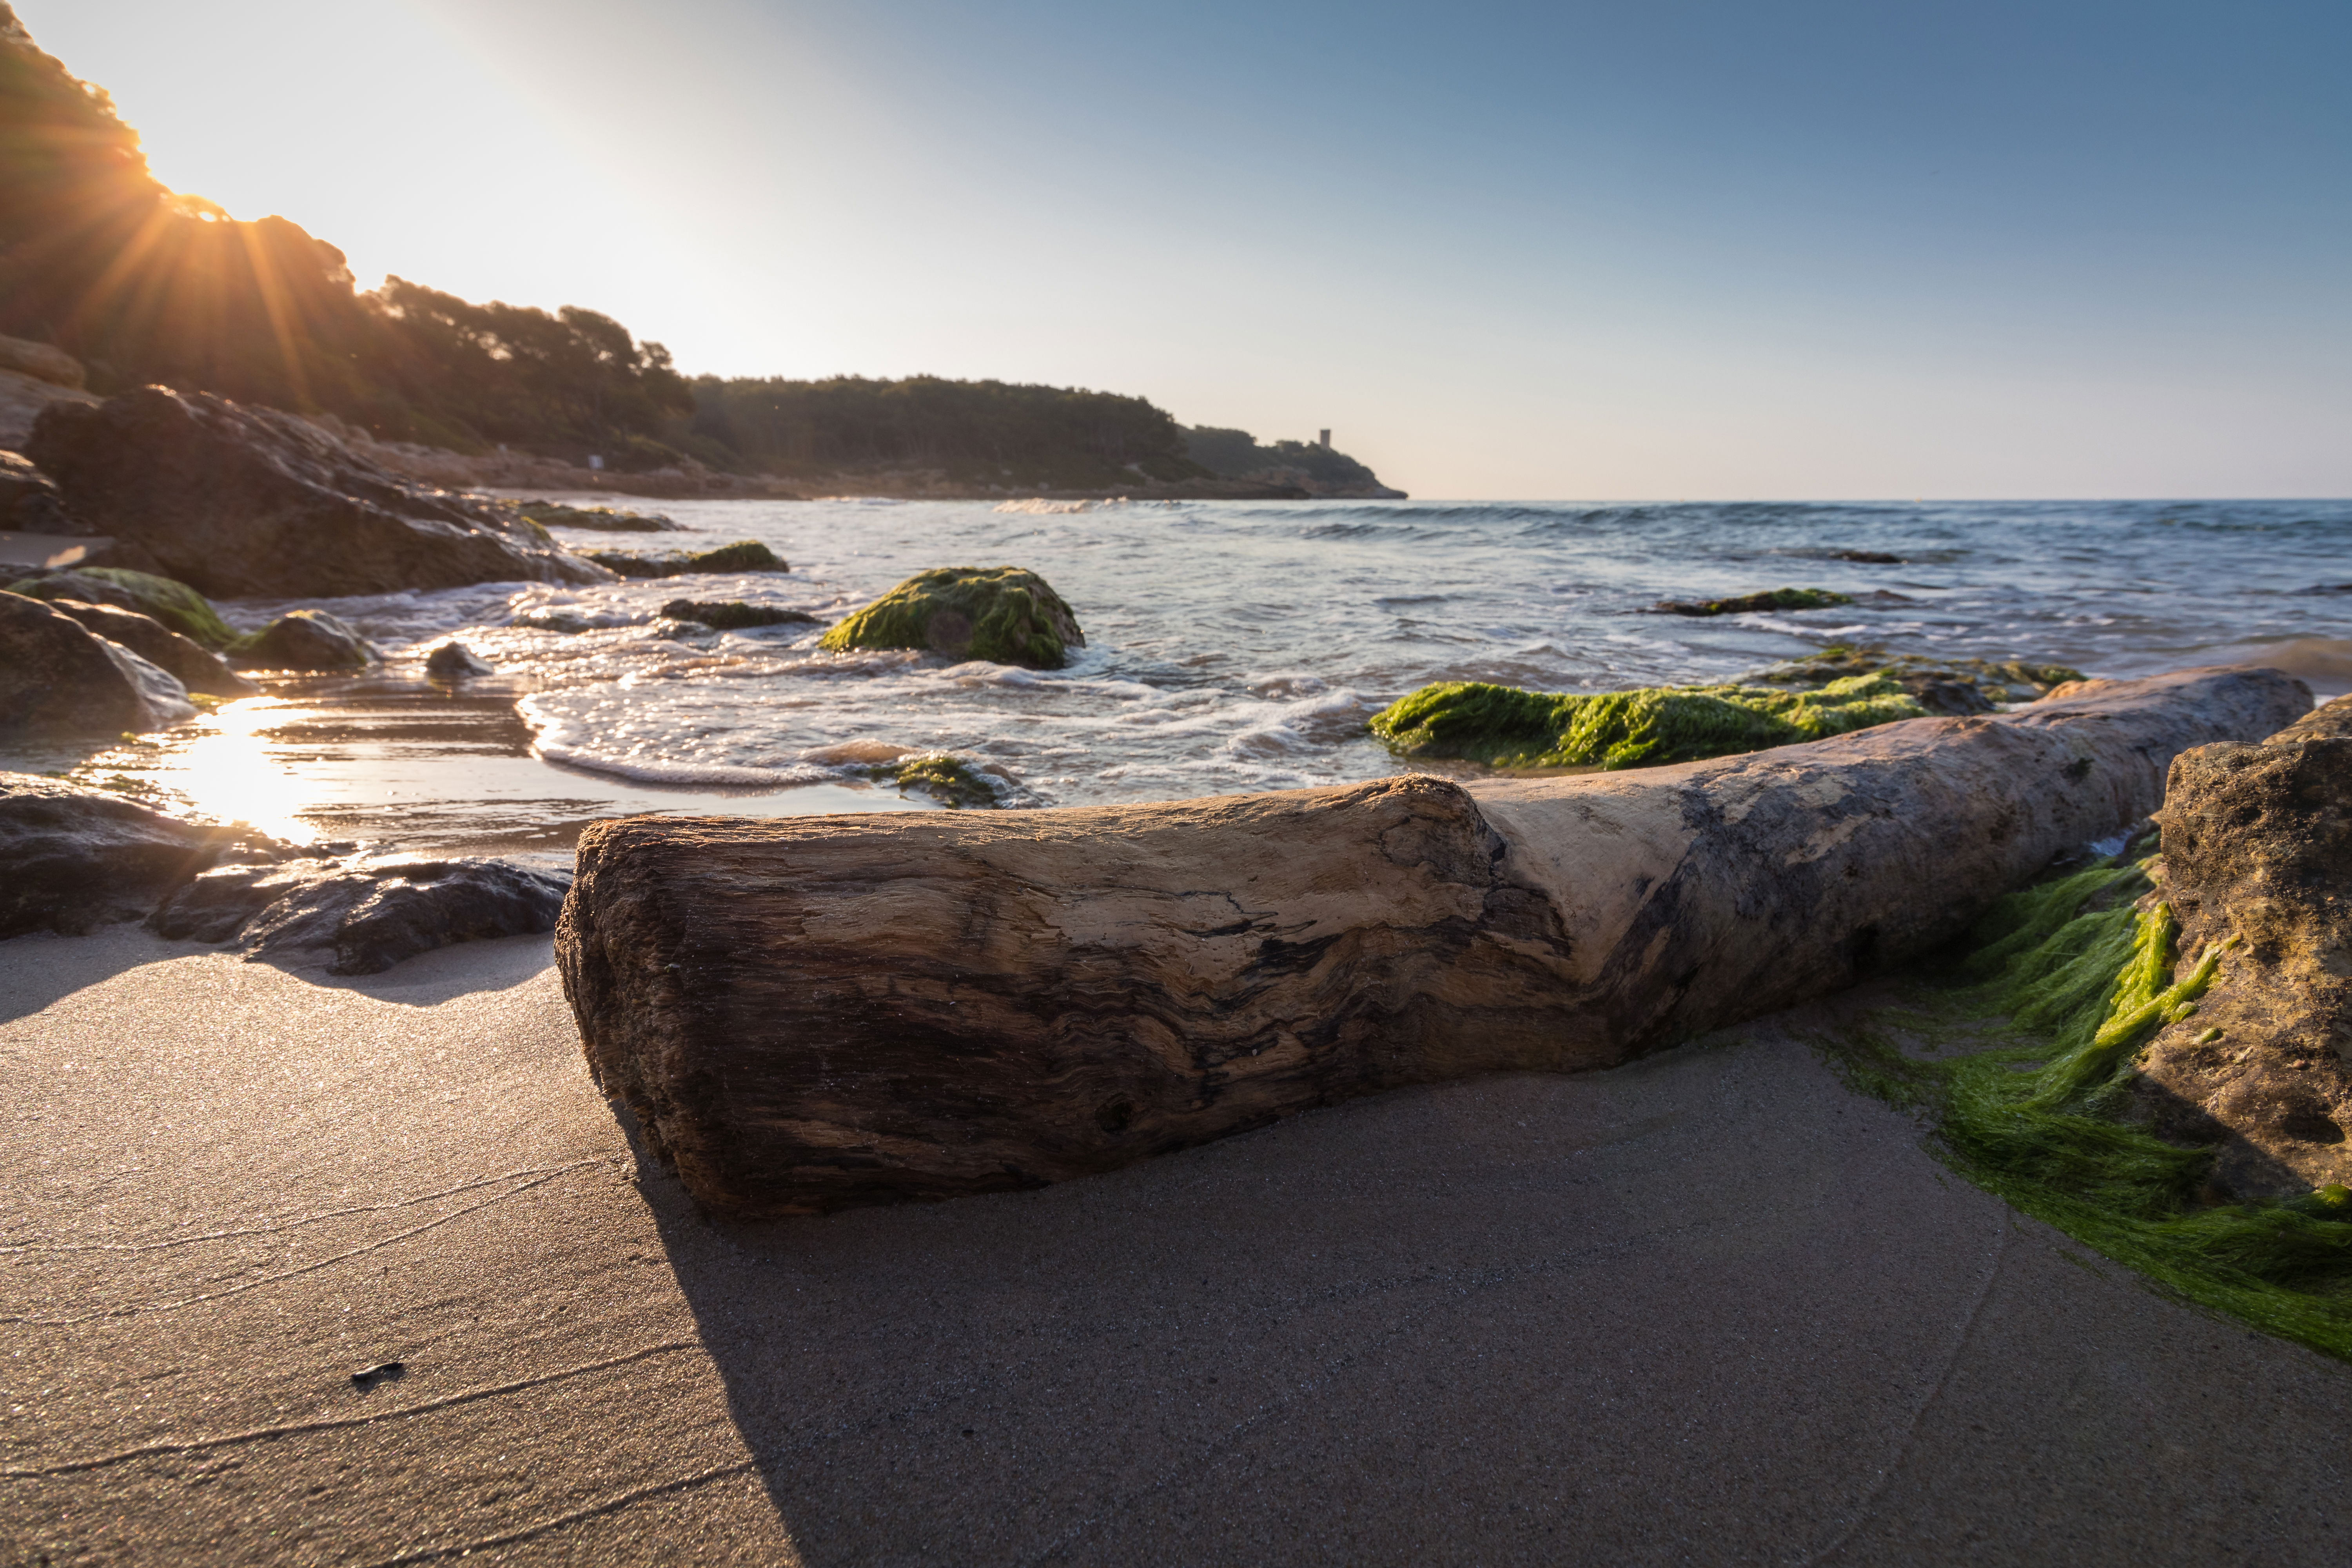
[1368,673,1925,771]
[7,567,237,650]
[863,752,1003,809]
[820,566,1084,670]
[1750,643,2085,713]
[1655,586,1854,617]
[659,599,820,630]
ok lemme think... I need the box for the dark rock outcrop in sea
[39,598,256,697]
[1654,586,1853,616]
[2133,694,2352,1196]
[819,566,1083,670]
[659,599,820,630]
[424,641,494,678]
[24,386,614,599]
[584,540,786,578]
[517,500,684,533]
[0,771,290,938]
[234,610,376,671]
[0,591,194,735]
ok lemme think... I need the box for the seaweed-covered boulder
[38,599,256,697]
[0,771,289,938]
[2133,697,2352,1197]
[424,641,493,678]
[820,566,1084,670]
[0,450,75,533]
[7,566,238,648]
[659,599,820,630]
[24,386,613,598]
[584,540,785,578]
[0,591,195,736]
[236,610,374,671]
[1654,586,1853,617]
[1368,673,1923,771]
[1748,644,2086,716]
[233,857,573,975]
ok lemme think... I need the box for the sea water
[225,497,2352,813]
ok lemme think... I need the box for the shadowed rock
[559,665,2306,1219]
[659,599,820,630]
[584,540,786,578]
[40,598,256,696]
[424,641,493,678]
[0,449,73,533]
[25,386,613,598]
[237,858,573,975]
[7,566,238,648]
[0,771,289,938]
[235,610,374,671]
[2135,693,2352,1196]
[0,590,194,735]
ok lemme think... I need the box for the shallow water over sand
[10,497,2347,846]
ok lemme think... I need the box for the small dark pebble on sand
[352,1361,407,1392]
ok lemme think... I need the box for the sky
[19,0,2352,498]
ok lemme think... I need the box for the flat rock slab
[560,665,2309,1217]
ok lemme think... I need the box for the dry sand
[4,929,2350,1566]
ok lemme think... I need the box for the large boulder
[0,591,195,736]
[2134,694,2352,1196]
[8,566,240,648]
[39,599,256,696]
[0,772,289,938]
[24,386,614,598]
[818,566,1084,669]
[0,450,75,533]
[234,610,375,671]
[559,665,2304,1218]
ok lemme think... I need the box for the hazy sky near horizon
[21,0,2352,498]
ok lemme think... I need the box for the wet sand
[0,675,923,856]
[5,930,2350,1565]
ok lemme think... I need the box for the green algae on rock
[1368,672,1924,771]
[1749,643,2085,714]
[7,566,238,650]
[1654,586,1854,617]
[516,501,682,533]
[862,753,1002,809]
[820,566,1084,670]
[1821,846,2352,1365]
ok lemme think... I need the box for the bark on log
[557,665,2310,1217]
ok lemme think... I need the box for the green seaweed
[1368,672,1926,771]
[820,566,1081,670]
[862,753,1000,808]
[7,567,238,650]
[516,501,678,532]
[1818,858,2352,1361]
[1655,586,1854,617]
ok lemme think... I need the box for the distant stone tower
[1318,428,1331,448]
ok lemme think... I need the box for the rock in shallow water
[25,386,613,598]
[236,610,375,671]
[0,771,289,938]
[818,565,1083,669]
[423,641,493,678]
[0,591,194,736]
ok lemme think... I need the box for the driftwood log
[557,666,2308,1217]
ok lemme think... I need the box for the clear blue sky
[22,0,2352,497]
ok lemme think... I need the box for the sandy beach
[7,929,2350,1565]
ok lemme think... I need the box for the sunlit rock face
[25,387,614,598]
